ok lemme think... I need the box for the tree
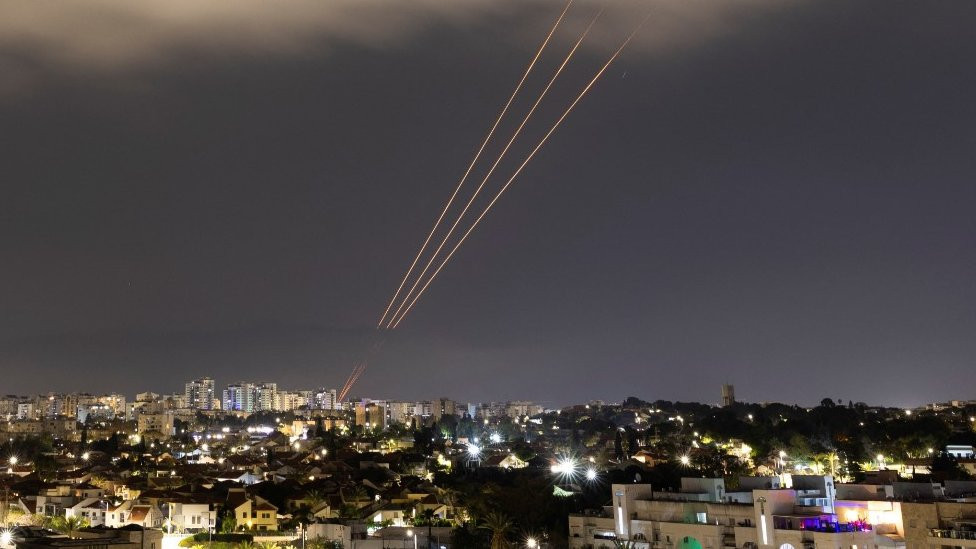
[614,431,624,461]
[417,509,437,549]
[626,427,640,456]
[47,515,90,538]
[932,451,972,481]
[478,511,512,549]
[218,507,237,534]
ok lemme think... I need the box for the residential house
[105,500,164,529]
[225,488,278,531]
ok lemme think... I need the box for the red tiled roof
[128,505,151,523]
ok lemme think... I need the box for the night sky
[2,1,975,407]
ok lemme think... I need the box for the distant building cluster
[0,377,545,442]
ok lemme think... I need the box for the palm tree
[419,509,436,549]
[439,488,464,525]
[48,515,89,538]
[304,489,325,509]
[478,511,513,549]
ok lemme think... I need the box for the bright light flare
[468,444,481,457]
[679,455,690,466]
[526,537,538,548]
[551,458,577,477]
[490,433,502,444]
[585,467,598,481]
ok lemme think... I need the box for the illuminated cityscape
[3,0,975,548]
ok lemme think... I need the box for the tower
[721,383,735,407]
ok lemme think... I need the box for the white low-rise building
[66,497,109,527]
[571,477,902,549]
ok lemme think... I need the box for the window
[262,513,270,519]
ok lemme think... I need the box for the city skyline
[2,0,975,406]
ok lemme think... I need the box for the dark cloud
[1,1,974,406]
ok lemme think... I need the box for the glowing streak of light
[389,14,650,329]
[375,0,574,328]
[385,7,604,330]
[338,362,367,402]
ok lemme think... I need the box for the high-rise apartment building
[184,377,215,410]
[313,388,338,410]
[255,382,278,411]
[722,383,736,407]
[223,383,256,412]
[97,393,127,417]
[275,390,310,412]
[385,401,414,425]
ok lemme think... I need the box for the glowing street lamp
[679,455,690,466]
[526,537,538,548]
[551,458,577,478]
[585,468,598,481]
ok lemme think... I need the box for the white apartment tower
[184,377,215,410]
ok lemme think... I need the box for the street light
[551,458,576,477]
[526,537,538,548]
[407,529,417,549]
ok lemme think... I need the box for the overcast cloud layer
[1,0,974,407]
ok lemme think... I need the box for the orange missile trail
[338,362,367,402]
[389,15,651,329]
[385,7,605,330]
[375,0,574,329]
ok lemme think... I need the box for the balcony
[930,529,976,541]
[773,515,871,534]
